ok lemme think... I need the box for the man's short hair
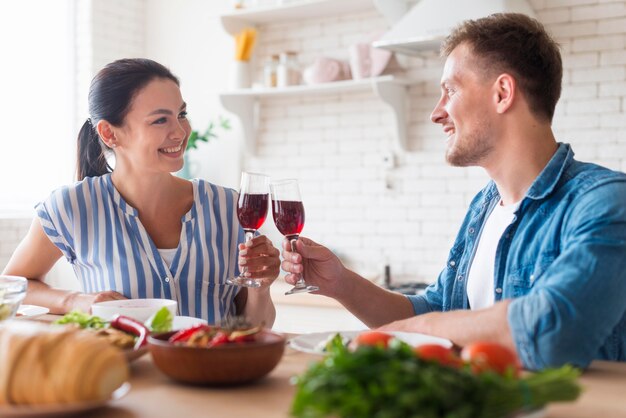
[442,13,562,122]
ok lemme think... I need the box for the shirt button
[495,288,503,294]
[165,277,170,283]
[457,275,464,281]
[449,260,456,267]
[530,274,535,282]
[468,227,475,234]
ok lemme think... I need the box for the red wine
[238,193,269,231]
[272,199,305,237]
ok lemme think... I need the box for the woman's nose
[172,120,188,141]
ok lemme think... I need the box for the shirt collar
[525,142,573,201]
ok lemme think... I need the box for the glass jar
[276,51,300,87]
[263,54,279,88]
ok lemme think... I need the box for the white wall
[200,0,626,284]
[3,0,626,292]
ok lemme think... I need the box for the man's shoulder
[563,159,626,194]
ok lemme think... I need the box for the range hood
[373,0,536,56]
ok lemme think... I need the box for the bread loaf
[0,320,129,405]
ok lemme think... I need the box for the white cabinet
[218,0,412,154]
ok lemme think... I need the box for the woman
[3,58,279,326]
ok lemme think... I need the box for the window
[0,0,74,214]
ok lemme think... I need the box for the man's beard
[445,123,493,167]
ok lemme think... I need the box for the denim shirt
[407,143,626,370]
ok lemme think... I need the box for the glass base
[284,284,319,295]
[226,276,262,288]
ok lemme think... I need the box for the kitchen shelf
[219,75,411,153]
[221,0,407,35]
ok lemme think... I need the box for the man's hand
[281,236,346,297]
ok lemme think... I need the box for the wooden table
[27,316,626,417]
[85,348,626,418]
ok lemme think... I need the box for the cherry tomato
[414,344,462,367]
[461,342,520,376]
[352,331,393,348]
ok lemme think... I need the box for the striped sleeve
[35,186,77,263]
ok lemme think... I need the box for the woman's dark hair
[77,58,180,180]
[442,13,562,123]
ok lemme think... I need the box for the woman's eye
[178,111,188,119]
[446,88,455,97]
[152,117,167,125]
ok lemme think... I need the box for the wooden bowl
[148,330,285,385]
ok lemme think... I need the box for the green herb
[148,306,173,332]
[54,310,107,329]
[291,339,581,418]
[187,116,231,150]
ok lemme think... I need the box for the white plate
[289,330,452,355]
[0,382,130,417]
[172,315,207,330]
[16,305,49,318]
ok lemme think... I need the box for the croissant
[0,320,129,405]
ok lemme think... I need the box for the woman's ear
[493,73,516,114]
[96,120,117,148]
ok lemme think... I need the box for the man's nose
[430,97,447,124]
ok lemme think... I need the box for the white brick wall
[244,0,626,285]
[4,0,626,289]
[0,219,31,272]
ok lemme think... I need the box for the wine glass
[270,179,319,295]
[226,172,270,288]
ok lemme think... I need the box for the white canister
[232,60,252,90]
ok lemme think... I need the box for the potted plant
[179,116,231,179]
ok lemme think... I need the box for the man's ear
[96,120,117,148]
[493,73,516,114]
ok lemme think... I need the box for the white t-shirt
[158,248,178,268]
[466,200,520,310]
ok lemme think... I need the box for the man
[281,13,626,370]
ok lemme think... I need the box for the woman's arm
[235,236,279,327]
[237,287,276,328]
[2,218,125,314]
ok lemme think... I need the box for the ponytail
[76,119,111,180]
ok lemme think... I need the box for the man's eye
[446,88,455,96]
[178,111,188,119]
[152,117,167,125]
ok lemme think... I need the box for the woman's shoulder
[194,178,238,202]
[40,175,111,210]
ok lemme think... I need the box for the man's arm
[379,300,515,350]
[281,237,415,327]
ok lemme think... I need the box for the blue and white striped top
[36,174,245,324]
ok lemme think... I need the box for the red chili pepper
[110,315,150,350]
[168,324,213,344]
[208,331,230,347]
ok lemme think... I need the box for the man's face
[430,43,496,167]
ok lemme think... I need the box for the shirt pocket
[507,252,557,297]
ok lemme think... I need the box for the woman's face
[113,77,191,174]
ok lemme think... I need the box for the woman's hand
[238,235,280,286]
[70,290,127,314]
[281,236,346,297]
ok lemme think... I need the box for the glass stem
[241,230,255,275]
[290,237,305,287]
